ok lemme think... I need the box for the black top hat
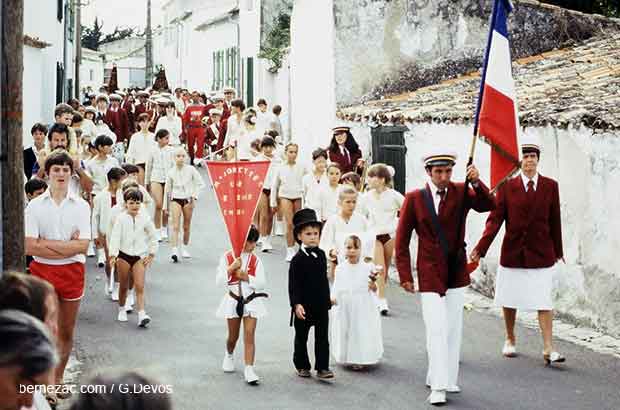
[293,209,322,244]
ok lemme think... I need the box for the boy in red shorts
[25,150,91,389]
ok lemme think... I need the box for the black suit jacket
[288,249,331,316]
[23,147,37,179]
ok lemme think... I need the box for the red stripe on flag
[478,84,520,189]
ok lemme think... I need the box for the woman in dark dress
[327,125,365,175]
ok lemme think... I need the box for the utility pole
[145,0,153,87]
[0,0,25,272]
[75,0,82,98]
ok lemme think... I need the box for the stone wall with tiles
[333,0,620,105]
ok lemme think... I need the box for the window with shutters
[213,48,239,91]
[67,1,75,42]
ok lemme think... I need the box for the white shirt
[94,122,117,144]
[520,172,539,191]
[92,190,119,236]
[126,132,155,165]
[257,153,281,189]
[270,162,307,207]
[163,165,205,208]
[215,251,266,297]
[225,115,244,145]
[85,155,120,194]
[109,211,158,257]
[79,118,97,139]
[114,184,155,217]
[363,188,405,236]
[145,144,175,184]
[320,211,370,257]
[256,111,275,135]
[25,189,91,265]
[302,172,328,215]
[319,184,341,222]
[155,116,182,146]
[429,181,448,215]
[173,97,186,114]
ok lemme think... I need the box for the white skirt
[494,264,556,311]
[331,290,383,365]
[215,293,267,319]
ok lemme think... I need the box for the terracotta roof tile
[341,34,620,131]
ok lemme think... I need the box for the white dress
[302,172,328,218]
[215,252,268,319]
[494,264,556,311]
[331,260,383,365]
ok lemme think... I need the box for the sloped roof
[340,33,620,131]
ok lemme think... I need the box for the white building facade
[23,0,77,146]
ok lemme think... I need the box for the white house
[80,47,105,94]
[98,38,147,89]
[23,0,77,146]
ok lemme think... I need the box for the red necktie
[437,189,446,215]
[526,180,535,202]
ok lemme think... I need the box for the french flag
[474,0,521,190]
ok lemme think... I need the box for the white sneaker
[138,311,151,328]
[155,230,162,242]
[285,247,296,262]
[111,283,119,301]
[181,247,192,258]
[171,248,179,263]
[244,366,260,385]
[275,220,285,236]
[378,298,389,316]
[87,241,96,257]
[161,227,168,241]
[257,237,264,247]
[428,390,446,405]
[261,238,273,252]
[222,352,235,373]
[117,307,128,322]
[97,249,106,268]
[446,385,461,393]
[502,341,517,357]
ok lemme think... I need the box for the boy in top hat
[205,108,228,153]
[471,135,565,365]
[395,150,495,405]
[288,208,334,380]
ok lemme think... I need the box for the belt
[228,291,268,304]
[187,124,205,128]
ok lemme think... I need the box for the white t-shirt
[126,132,155,165]
[362,188,405,236]
[25,189,91,265]
[85,155,120,194]
[155,116,183,146]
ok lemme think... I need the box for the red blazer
[395,181,496,295]
[473,174,563,268]
[328,147,362,174]
[205,119,227,151]
[103,109,129,142]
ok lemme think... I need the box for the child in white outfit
[216,226,267,385]
[331,234,383,368]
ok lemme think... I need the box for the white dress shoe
[181,247,192,258]
[244,366,260,385]
[117,307,128,322]
[222,352,235,373]
[138,311,151,328]
[428,390,447,405]
[261,239,273,252]
[446,385,461,393]
[544,351,566,365]
[502,341,517,357]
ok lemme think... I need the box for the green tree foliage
[540,0,620,17]
[81,18,139,51]
[258,11,291,73]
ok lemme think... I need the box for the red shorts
[29,261,85,301]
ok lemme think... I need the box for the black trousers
[293,310,330,371]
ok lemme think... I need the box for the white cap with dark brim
[209,108,223,116]
[422,150,458,167]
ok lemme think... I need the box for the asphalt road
[73,169,620,410]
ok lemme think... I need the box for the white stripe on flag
[484,30,516,100]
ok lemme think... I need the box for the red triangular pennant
[206,161,271,257]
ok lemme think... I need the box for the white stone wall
[394,122,620,337]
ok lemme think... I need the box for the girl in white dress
[163,147,205,262]
[363,164,404,315]
[319,163,342,223]
[331,234,383,368]
[216,226,267,385]
[270,143,307,262]
[145,129,175,241]
[302,148,328,219]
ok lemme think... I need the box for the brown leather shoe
[316,369,334,379]
[297,369,311,377]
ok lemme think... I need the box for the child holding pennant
[216,225,268,385]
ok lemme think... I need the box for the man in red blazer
[470,137,565,365]
[108,94,130,143]
[205,108,228,154]
[395,150,495,405]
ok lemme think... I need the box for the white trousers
[420,287,465,391]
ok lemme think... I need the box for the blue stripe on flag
[473,0,513,135]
